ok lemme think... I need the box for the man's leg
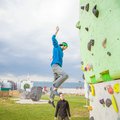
[64,116,69,120]
[53,73,59,82]
[53,72,68,88]
[52,65,68,88]
[58,116,63,120]
[49,66,60,107]
[49,72,59,101]
[49,64,68,107]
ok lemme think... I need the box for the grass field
[0,95,89,120]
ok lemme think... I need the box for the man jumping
[48,26,68,107]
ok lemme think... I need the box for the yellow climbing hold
[81,65,85,71]
[111,95,119,113]
[90,84,95,96]
[113,83,120,93]
[88,106,93,111]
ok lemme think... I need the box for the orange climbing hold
[88,106,93,111]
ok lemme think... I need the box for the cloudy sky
[0,0,83,82]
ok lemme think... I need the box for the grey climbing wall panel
[89,80,120,120]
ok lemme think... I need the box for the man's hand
[55,26,59,36]
[69,117,71,120]
[54,117,57,120]
[56,26,59,32]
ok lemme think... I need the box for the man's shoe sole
[48,100,55,108]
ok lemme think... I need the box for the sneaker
[50,87,60,96]
[48,100,55,108]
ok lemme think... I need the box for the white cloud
[0,0,82,81]
[0,0,79,36]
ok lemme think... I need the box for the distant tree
[24,83,30,90]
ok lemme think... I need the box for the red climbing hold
[107,85,114,94]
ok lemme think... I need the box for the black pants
[58,116,69,120]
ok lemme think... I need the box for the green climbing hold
[92,5,99,18]
[90,39,94,46]
[85,3,89,12]
[87,42,91,51]
[100,70,112,81]
[107,52,111,56]
[81,61,84,65]
[102,38,107,48]
[87,39,94,51]
[85,27,89,31]
[81,6,84,10]
[90,75,97,84]
[76,21,81,29]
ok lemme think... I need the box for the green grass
[0,95,89,120]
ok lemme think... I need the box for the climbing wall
[89,80,120,120]
[76,0,120,120]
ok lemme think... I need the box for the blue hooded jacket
[51,35,63,67]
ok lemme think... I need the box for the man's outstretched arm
[52,26,59,47]
[55,26,59,36]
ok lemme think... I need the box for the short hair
[59,92,63,95]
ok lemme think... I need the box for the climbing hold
[81,6,84,10]
[86,64,90,71]
[86,64,93,71]
[92,5,99,18]
[90,64,93,71]
[82,74,85,80]
[85,67,87,71]
[87,39,95,51]
[88,106,93,111]
[113,83,120,93]
[85,3,89,12]
[102,38,107,48]
[87,42,91,51]
[88,85,91,92]
[90,116,94,120]
[89,84,95,96]
[100,70,112,81]
[81,61,84,65]
[106,98,112,107]
[104,87,107,91]
[111,95,119,112]
[81,65,85,71]
[81,64,92,72]
[99,99,105,105]
[107,85,114,94]
[90,39,94,46]
[107,52,111,56]
[85,27,89,31]
[76,21,81,29]
[90,75,96,83]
